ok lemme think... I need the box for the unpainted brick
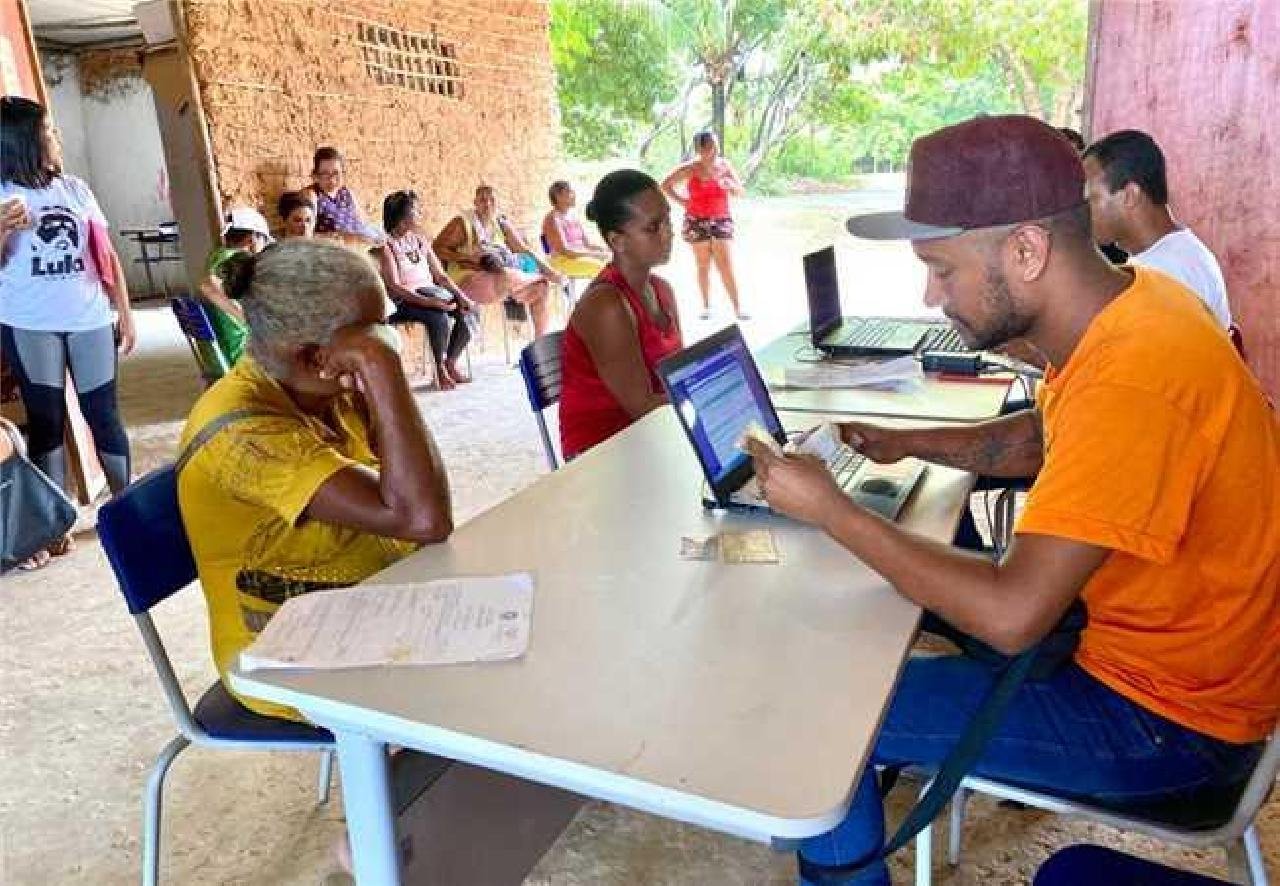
[181,0,559,233]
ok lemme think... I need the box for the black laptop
[804,246,969,357]
[656,325,925,520]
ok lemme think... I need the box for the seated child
[200,207,272,366]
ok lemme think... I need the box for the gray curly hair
[232,239,383,378]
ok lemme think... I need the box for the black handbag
[1,420,77,573]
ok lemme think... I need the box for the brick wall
[180,0,559,241]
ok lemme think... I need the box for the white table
[756,333,1017,423]
[231,408,975,884]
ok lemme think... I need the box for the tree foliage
[549,0,680,158]
[550,0,1088,182]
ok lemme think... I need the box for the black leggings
[389,299,471,362]
[1,324,131,495]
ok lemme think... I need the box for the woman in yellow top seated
[176,238,453,721]
[433,184,563,337]
[541,180,610,279]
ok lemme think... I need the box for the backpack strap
[174,408,275,475]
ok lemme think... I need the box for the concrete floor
[2,198,1276,884]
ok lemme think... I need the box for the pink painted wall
[1087,0,1278,399]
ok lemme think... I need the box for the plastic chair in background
[541,233,598,310]
[97,466,335,886]
[169,298,229,386]
[917,721,1277,886]
[501,295,533,366]
[518,331,565,470]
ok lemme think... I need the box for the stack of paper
[781,356,923,391]
[239,573,534,671]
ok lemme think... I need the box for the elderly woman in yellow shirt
[176,238,453,722]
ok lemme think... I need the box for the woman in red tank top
[560,170,684,461]
[661,131,747,322]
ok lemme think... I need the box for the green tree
[549,0,1088,182]
[641,0,788,149]
[829,0,1087,128]
[550,0,680,158]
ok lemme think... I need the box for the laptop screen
[658,326,785,501]
[804,246,841,345]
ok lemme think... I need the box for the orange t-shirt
[1017,267,1280,744]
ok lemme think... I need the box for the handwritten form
[239,573,534,671]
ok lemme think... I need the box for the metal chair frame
[518,331,566,470]
[914,723,1277,886]
[98,467,336,886]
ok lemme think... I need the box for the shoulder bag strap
[798,646,1038,883]
[174,408,275,476]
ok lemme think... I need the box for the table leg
[334,731,400,885]
[138,240,158,299]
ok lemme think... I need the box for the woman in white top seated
[376,190,474,388]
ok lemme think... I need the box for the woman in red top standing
[661,131,747,321]
[559,170,683,461]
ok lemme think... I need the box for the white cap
[221,207,273,242]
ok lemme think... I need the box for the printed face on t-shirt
[28,205,85,279]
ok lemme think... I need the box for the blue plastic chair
[169,297,229,386]
[518,331,565,470]
[1035,845,1233,885]
[97,466,335,886]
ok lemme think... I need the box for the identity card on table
[240,573,534,671]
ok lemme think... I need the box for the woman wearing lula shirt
[0,96,135,562]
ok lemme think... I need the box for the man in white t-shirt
[1083,129,1233,329]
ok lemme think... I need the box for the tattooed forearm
[910,410,1044,477]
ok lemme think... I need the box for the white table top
[757,333,1014,423]
[231,408,974,843]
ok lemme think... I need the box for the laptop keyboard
[921,325,967,353]
[832,321,921,350]
[829,446,868,491]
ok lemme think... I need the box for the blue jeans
[798,656,1263,884]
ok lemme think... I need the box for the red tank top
[560,265,684,460]
[685,167,731,219]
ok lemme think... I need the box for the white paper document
[239,573,534,671]
[781,356,924,391]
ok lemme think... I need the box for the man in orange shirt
[747,115,1279,885]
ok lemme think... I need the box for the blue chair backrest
[519,331,565,412]
[98,466,198,615]
[171,297,219,342]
